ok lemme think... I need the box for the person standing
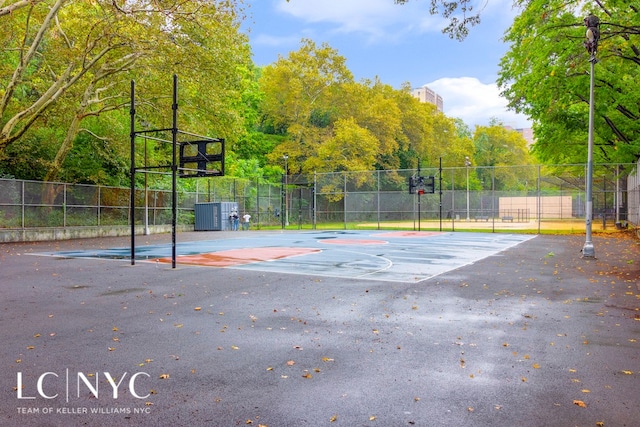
[230,210,239,231]
[242,213,251,230]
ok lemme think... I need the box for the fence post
[537,165,541,234]
[256,177,260,230]
[343,172,347,230]
[491,166,496,232]
[377,170,381,230]
[21,180,25,229]
[451,168,455,231]
[63,183,67,228]
[313,172,317,230]
[98,186,101,227]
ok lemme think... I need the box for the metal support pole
[465,156,471,221]
[313,172,317,230]
[129,80,136,266]
[582,48,597,257]
[283,155,288,228]
[144,139,149,235]
[439,157,443,232]
[171,74,178,268]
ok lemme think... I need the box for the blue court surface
[41,230,535,283]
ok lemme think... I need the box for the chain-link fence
[1,162,638,241]
[307,164,635,232]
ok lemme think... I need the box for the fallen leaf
[532,363,540,369]
[286,360,295,366]
[573,400,587,408]
[322,357,334,362]
[369,416,377,421]
[581,389,590,393]
[621,370,634,375]
[194,307,202,311]
[329,415,337,422]
[302,372,312,379]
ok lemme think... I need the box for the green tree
[260,39,354,174]
[498,0,640,165]
[473,121,535,190]
[0,0,252,184]
[338,79,403,170]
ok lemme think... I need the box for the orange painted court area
[156,247,321,267]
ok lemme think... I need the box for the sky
[241,0,532,130]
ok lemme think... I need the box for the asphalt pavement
[1,230,639,427]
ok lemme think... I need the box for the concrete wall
[499,196,573,219]
[0,225,194,243]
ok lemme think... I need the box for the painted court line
[37,231,536,283]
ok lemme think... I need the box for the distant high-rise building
[504,125,535,147]
[411,85,444,112]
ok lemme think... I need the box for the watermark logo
[15,369,153,416]
[16,370,151,401]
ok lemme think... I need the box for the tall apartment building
[504,125,535,147]
[411,85,444,112]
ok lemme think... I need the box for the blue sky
[241,0,531,129]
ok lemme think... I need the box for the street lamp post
[582,14,599,258]
[465,156,471,221]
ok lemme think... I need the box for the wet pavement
[1,230,639,426]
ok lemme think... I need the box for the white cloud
[425,77,530,129]
[275,0,442,38]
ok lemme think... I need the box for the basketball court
[40,230,535,283]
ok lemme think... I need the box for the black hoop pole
[171,74,178,268]
[130,80,136,265]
